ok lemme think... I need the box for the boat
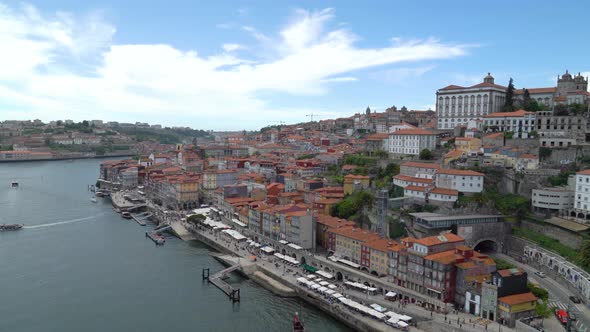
[10,181,18,188]
[0,224,23,231]
[90,197,97,203]
[95,191,104,197]
[121,211,132,219]
[293,312,304,332]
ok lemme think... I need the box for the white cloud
[0,4,470,129]
[371,66,435,84]
[222,43,243,52]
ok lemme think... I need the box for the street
[494,253,590,332]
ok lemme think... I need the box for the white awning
[325,289,335,295]
[221,229,246,241]
[338,258,361,269]
[327,284,337,289]
[398,314,412,322]
[319,281,330,286]
[397,321,409,327]
[231,218,247,227]
[385,291,397,297]
[332,293,343,298]
[315,270,334,279]
[261,246,275,253]
[287,243,303,250]
[306,274,317,279]
[274,253,285,259]
[328,255,339,262]
[427,287,441,294]
[279,240,289,244]
[370,303,387,313]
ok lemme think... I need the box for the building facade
[436,73,506,129]
[388,129,437,155]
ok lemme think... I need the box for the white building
[388,128,437,155]
[403,185,459,203]
[574,170,590,217]
[388,122,416,133]
[436,73,506,129]
[435,169,484,193]
[532,187,574,213]
[482,110,536,138]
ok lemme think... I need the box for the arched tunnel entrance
[474,239,498,254]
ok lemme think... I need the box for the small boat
[0,224,23,231]
[293,312,304,332]
[95,191,104,197]
[121,211,132,219]
[10,181,18,188]
[90,197,97,203]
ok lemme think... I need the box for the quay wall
[0,152,134,163]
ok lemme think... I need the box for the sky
[0,0,589,130]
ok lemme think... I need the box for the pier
[203,265,241,303]
[131,212,152,226]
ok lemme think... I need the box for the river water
[0,158,349,332]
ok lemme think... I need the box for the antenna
[306,113,317,122]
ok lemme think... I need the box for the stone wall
[457,221,511,250]
[520,220,583,249]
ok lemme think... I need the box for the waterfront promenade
[183,218,517,332]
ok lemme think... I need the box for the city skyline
[0,1,589,130]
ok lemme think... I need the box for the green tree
[504,78,515,112]
[82,120,89,127]
[535,301,551,318]
[419,149,433,160]
[528,282,549,302]
[580,239,590,268]
[539,147,552,160]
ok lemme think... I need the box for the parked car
[570,296,581,304]
[555,309,569,324]
[535,271,546,278]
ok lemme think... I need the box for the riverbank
[185,222,409,332]
[0,152,134,163]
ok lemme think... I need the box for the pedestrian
[444,316,447,322]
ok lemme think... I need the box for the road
[494,253,589,332]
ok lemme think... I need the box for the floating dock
[131,212,152,226]
[203,265,241,303]
[145,231,165,245]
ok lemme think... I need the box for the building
[435,169,484,193]
[536,110,587,148]
[388,128,437,155]
[574,170,590,219]
[343,174,370,195]
[403,185,459,205]
[455,137,481,155]
[409,213,502,237]
[436,73,506,129]
[483,110,536,138]
[316,215,355,250]
[399,161,440,178]
[497,292,537,327]
[361,238,399,277]
[202,169,238,190]
[532,187,574,214]
[327,226,381,264]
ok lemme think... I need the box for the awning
[385,291,397,297]
[328,255,339,262]
[398,314,412,322]
[327,284,337,289]
[319,281,330,286]
[279,240,289,244]
[315,270,334,279]
[338,258,361,269]
[302,264,318,273]
[287,243,303,250]
[261,246,275,254]
[427,287,441,294]
[332,293,343,298]
[231,218,246,227]
[221,229,246,241]
[397,321,409,327]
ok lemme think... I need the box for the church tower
[483,72,495,84]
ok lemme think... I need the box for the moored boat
[293,312,304,332]
[121,211,132,219]
[0,224,23,231]
[90,197,97,203]
[95,191,104,197]
[10,181,19,188]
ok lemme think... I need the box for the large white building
[436,73,507,129]
[435,169,484,193]
[388,128,437,155]
[574,170,590,218]
[482,109,536,138]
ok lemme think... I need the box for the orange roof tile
[393,174,434,184]
[498,292,537,306]
[437,169,484,176]
[484,109,534,118]
[415,233,464,247]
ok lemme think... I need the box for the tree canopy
[504,78,515,112]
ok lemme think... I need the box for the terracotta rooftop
[437,169,484,176]
[393,174,434,184]
[328,226,381,242]
[414,233,464,247]
[498,292,537,306]
[424,250,462,264]
[484,109,534,118]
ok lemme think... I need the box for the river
[0,158,349,332]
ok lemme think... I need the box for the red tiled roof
[437,169,484,176]
[484,132,504,139]
[484,109,534,118]
[578,170,590,175]
[394,174,434,184]
[390,128,435,136]
[498,292,537,306]
[514,87,556,95]
[415,233,464,247]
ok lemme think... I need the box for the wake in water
[24,214,104,229]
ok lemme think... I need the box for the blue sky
[1,1,589,130]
